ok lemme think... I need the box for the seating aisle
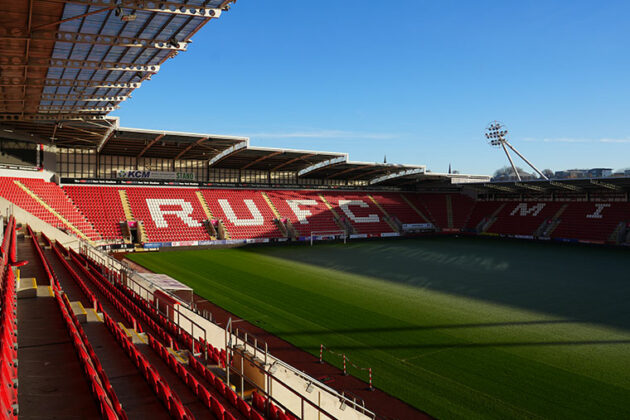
[16,235,102,420]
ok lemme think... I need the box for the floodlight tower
[485,121,548,181]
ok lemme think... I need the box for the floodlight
[484,121,548,181]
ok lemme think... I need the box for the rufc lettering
[286,199,317,224]
[510,203,546,217]
[144,197,384,228]
[338,200,379,223]
[586,203,611,219]
[146,199,201,228]
[218,199,264,226]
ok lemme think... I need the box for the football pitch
[128,237,630,420]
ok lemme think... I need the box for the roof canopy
[0,0,234,122]
[299,159,426,182]
[100,126,246,160]
[467,177,630,193]
[209,146,347,172]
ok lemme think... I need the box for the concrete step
[86,308,104,323]
[17,277,38,299]
[70,301,87,323]
[37,285,54,298]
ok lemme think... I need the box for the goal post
[309,230,347,246]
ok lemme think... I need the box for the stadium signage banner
[381,232,400,237]
[402,223,434,231]
[116,170,195,181]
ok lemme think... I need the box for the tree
[492,166,534,181]
[541,169,554,179]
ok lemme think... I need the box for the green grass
[128,238,630,419]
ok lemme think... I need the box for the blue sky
[113,1,630,175]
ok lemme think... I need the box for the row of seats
[20,179,101,241]
[15,178,629,244]
[72,249,200,354]
[83,253,274,420]
[148,334,249,420]
[202,190,284,240]
[251,391,298,420]
[50,242,103,315]
[103,312,194,419]
[126,188,212,243]
[463,201,630,242]
[62,185,436,241]
[551,202,630,242]
[486,202,564,236]
[53,286,126,420]
[64,186,125,240]
[76,252,265,420]
[186,348,266,420]
[371,193,426,225]
[0,217,18,419]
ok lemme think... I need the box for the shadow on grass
[288,338,630,352]
[247,237,630,332]
[271,319,577,337]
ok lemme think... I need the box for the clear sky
[112,1,630,176]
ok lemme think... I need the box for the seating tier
[202,189,283,239]
[64,186,125,240]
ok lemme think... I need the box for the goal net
[309,230,347,246]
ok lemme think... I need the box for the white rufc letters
[338,200,379,223]
[286,199,318,224]
[510,203,546,217]
[586,203,611,219]
[218,199,264,226]
[146,199,201,228]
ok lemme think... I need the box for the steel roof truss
[67,0,223,18]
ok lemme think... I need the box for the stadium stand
[369,193,427,225]
[64,186,126,241]
[450,194,476,229]
[551,202,630,243]
[406,194,449,230]
[486,202,564,236]
[266,190,344,237]
[20,179,101,241]
[1,217,18,419]
[202,189,284,239]
[125,187,212,243]
[321,192,394,236]
[464,201,505,232]
[2,177,629,245]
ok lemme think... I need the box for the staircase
[202,220,217,239]
[536,204,568,238]
[217,220,230,240]
[445,195,454,229]
[261,192,282,219]
[195,191,213,220]
[273,219,289,238]
[367,195,400,233]
[319,194,356,234]
[118,190,134,221]
[608,221,628,244]
[400,194,432,224]
[119,222,132,242]
[14,180,92,243]
[477,203,505,233]
[136,221,147,243]
[284,219,298,240]
[262,192,289,238]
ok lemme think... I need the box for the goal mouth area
[309,230,347,245]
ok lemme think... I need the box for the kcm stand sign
[116,170,195,181]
